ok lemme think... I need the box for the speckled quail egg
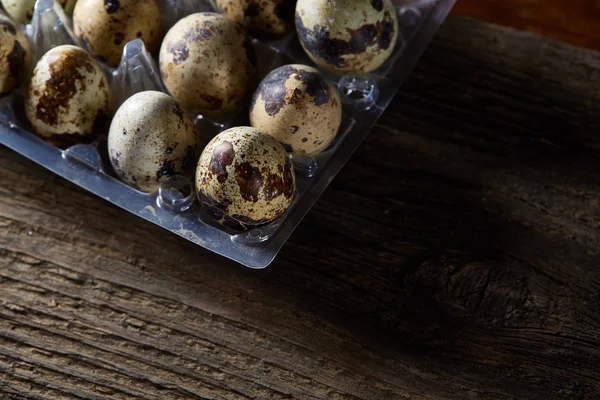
[250,64,341,155]
[25,45,111,147]
[108,91,198,192]
[295,0,399,74]
[73,0,161,67]
[1,0,77,24]
[159,12,257,116]
[196,126,295,231]
[0,14,30,95]
[215,0,296,39]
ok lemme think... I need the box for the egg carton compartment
[0,0,456,268]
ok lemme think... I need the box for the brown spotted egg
[159,12,257,116]
[108,91,198,192]
[0,14,30,95]
[215,0,296,39]
[196,126,295,231]
[295,0,399,74]
[1,0,77,24]
[25,45,111,147]
[250,64,342,155]
[73,0,161,67]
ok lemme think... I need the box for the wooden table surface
[2,5,600,400]
[453,0,600,51]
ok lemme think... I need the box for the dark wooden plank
[453,0,600,51]
[1,16,600,400]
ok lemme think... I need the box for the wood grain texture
[1,16,600,400]
[453,0,600,51]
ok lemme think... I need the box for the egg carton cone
[159,0,215,33]
[28,0,80,62]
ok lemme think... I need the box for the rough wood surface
[1,16,600,400]
[453,0,600,51]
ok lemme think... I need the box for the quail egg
[0,14,30,95]
[25,45,111,147]
[108,91,198,192]
[215,0,296,39]
[159,12,257,116]
[73,0,161,67]
[196,126,295,231]
[295,0,399,74]
[1,0,77,24]
[250,64,341,155]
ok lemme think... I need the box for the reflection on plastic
[0,96,15,123]
[399,6,422,27]
[338,76,380,111]
[290,153,318,179]
[62,144,102,170]
[158,0,215,33]
[232,222,281,246]
[157,175,196,213]
[29,0,79,62]
[113,39,166,109]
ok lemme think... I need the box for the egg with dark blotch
[108,91,198,192]
[1,0,77,24]
[159,12,257,116]
[250,64,342,155]
[25,45,111,148]
[73,0,161,67]
[215,0,296,39]
[0,14,30,95]
[295,0,399,74]
[196,126,295,231]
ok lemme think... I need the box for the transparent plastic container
[0,0,456,268]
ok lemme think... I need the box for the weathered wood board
[1,16,600,400]
[453,0,600,51]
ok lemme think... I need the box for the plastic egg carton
[0,0,456,268]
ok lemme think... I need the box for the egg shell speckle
[74,0,161,67]
[108,91,198,193]
[250,64,342,155]
[1,0,77,24]
[25,45,111,147]
[0,14,30,95]
[215,0,296,39]
[196,126,295,231]
[159,12,257,116]
[295,0,399,74]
